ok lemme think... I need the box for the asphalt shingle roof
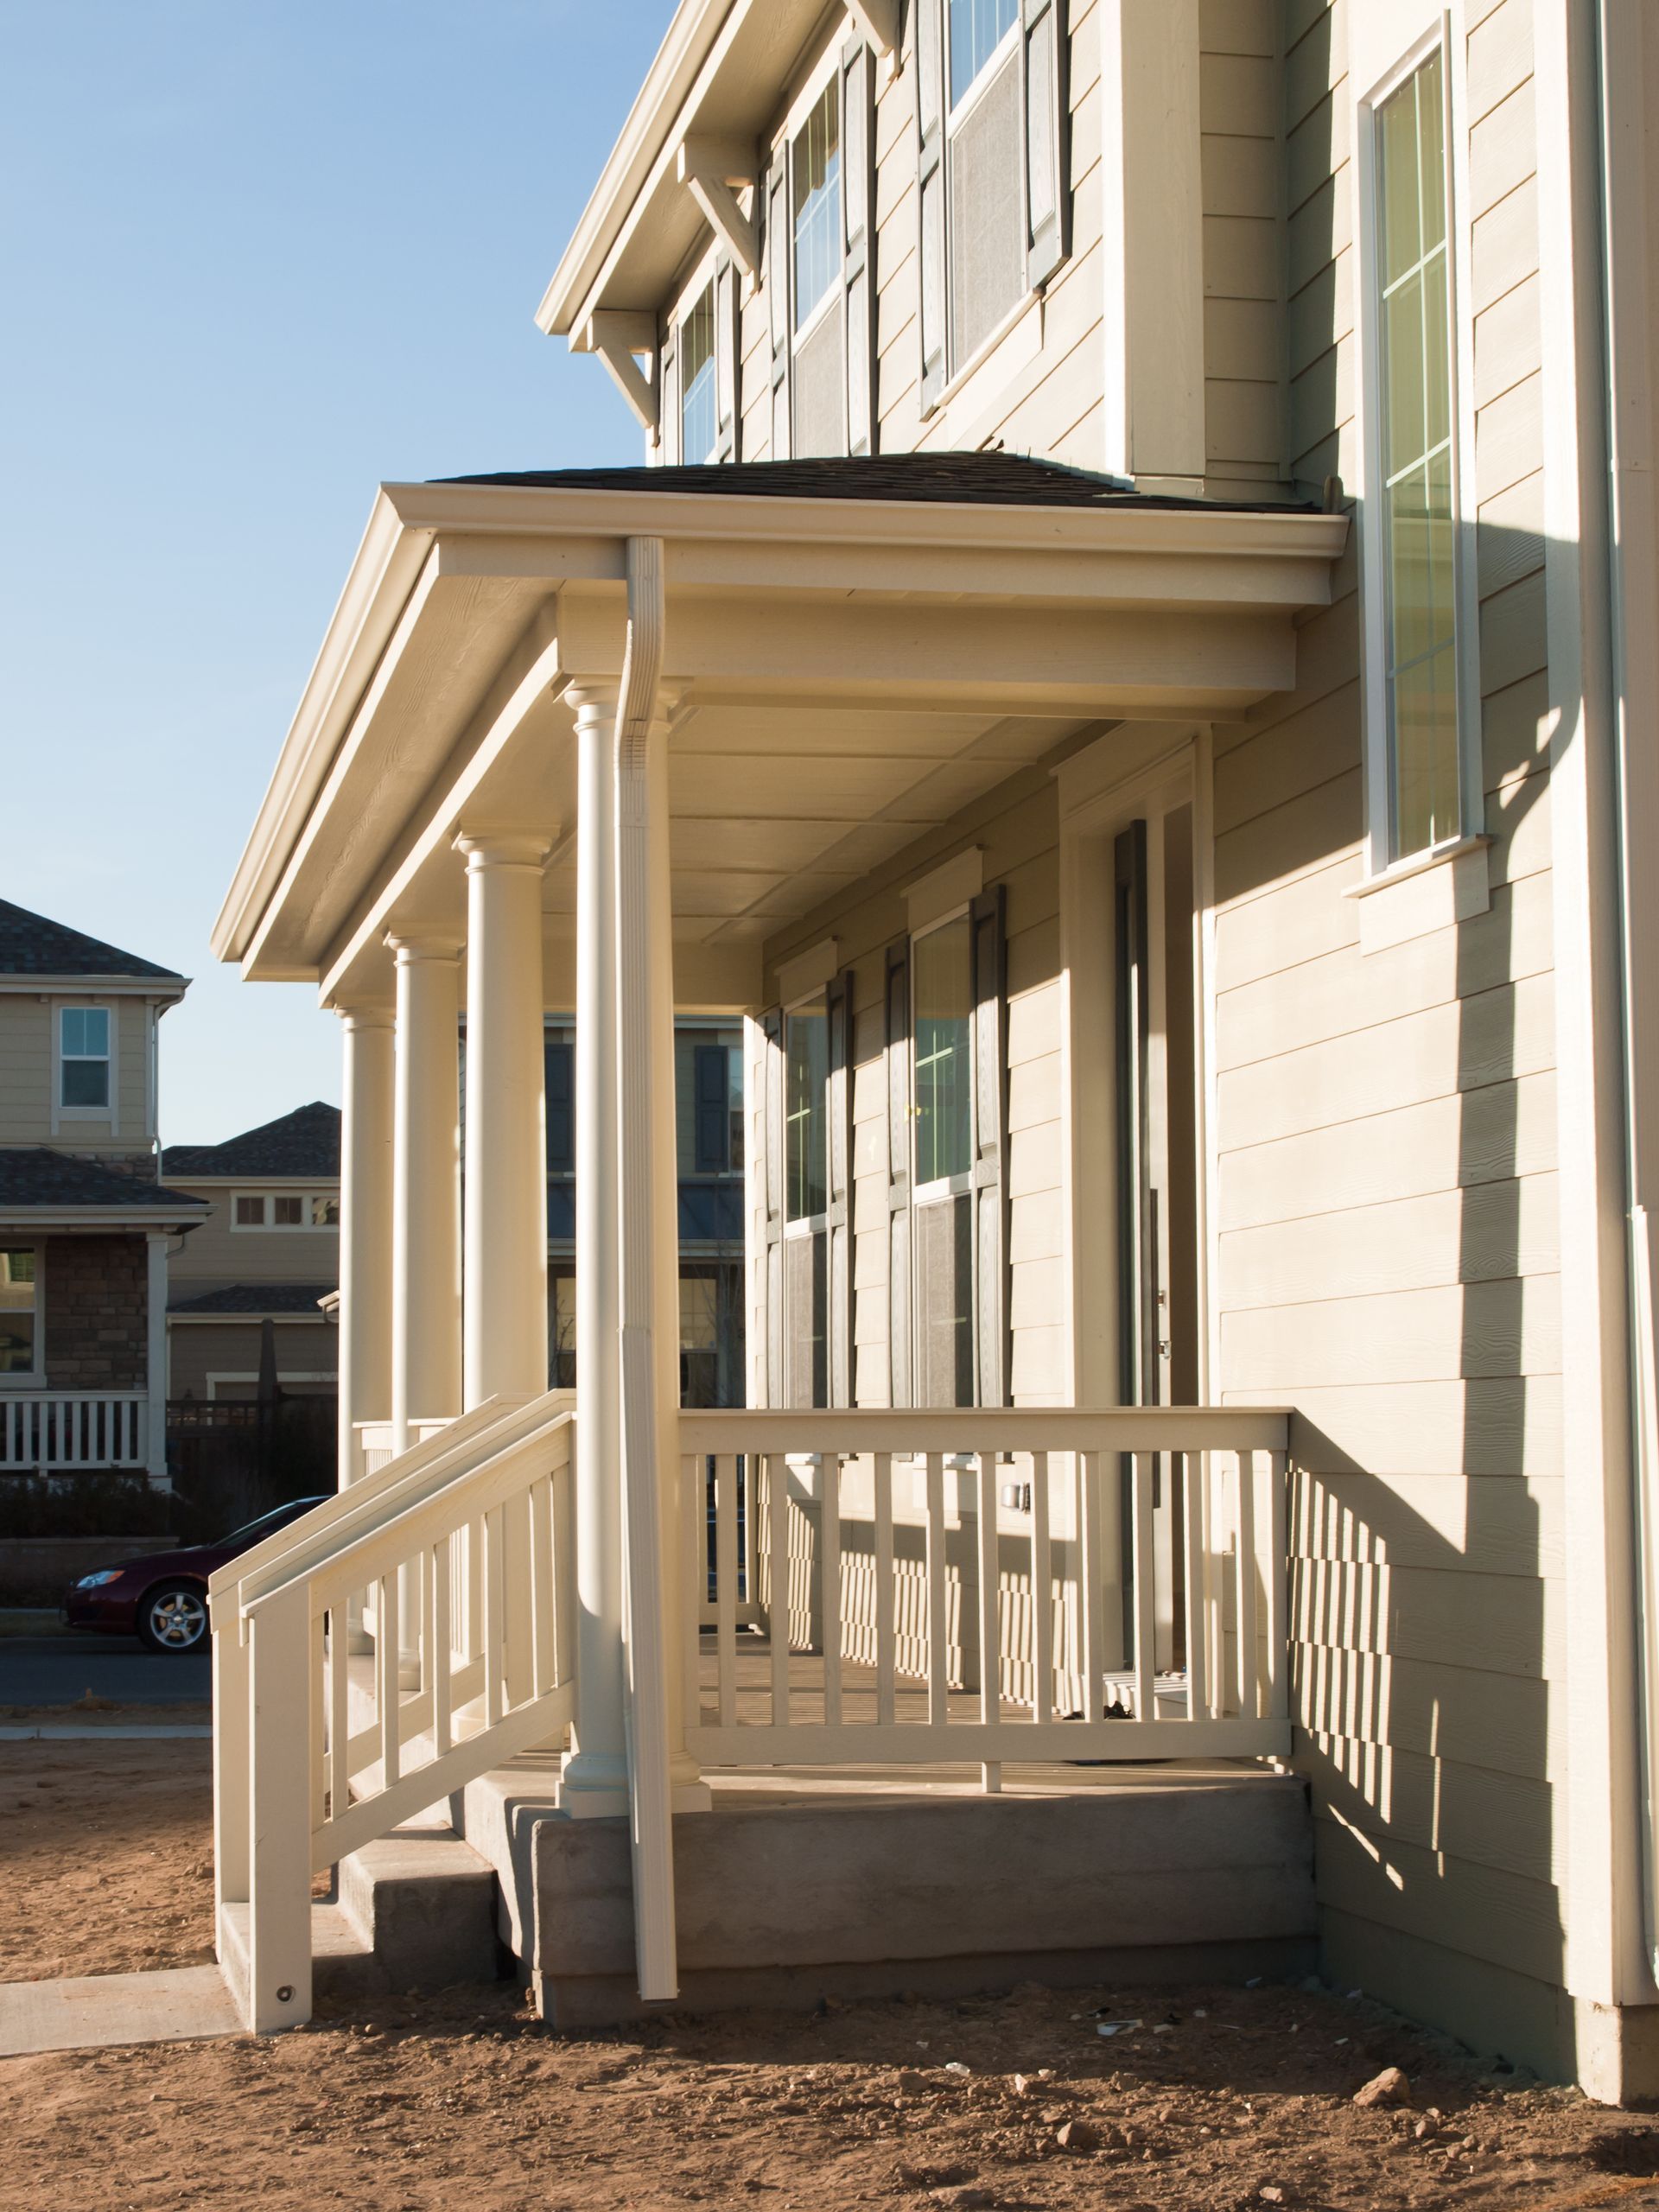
[162,1102,341,1180]
[0,899,182,981]
[0,1150,207,1211]
[438,451,1313,515]
[168,1282,336,1317]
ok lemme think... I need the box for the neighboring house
[205,0,1659,2106]
[0,899,206,1484]
[162,1103,342,1403]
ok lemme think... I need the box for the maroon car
[62,1497,327,1655]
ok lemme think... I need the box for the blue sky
[0,1,676,1143]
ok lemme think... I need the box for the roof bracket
[575,311,660,437]
[846,0,903,75]
[676,137,760,283]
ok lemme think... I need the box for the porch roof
[213,457,1346,1009]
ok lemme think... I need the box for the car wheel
[137,1581,209,1655]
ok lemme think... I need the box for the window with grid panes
[680,285,717,464]
[1375,48,1460,859]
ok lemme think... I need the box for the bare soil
[6,1738,1659,2211]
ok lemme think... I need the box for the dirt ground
[7,1740,1659,2212]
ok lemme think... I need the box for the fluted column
[335,1006,394,1488]
[559,684,628,1816]
[387,936,462,1455]
[456,832,553,1411]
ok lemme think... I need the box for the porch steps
[219,1821,500,2017]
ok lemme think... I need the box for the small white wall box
[1001,1481,1033,1512]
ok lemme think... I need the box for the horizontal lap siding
[0,999,52,1145]
[1199,2,1286,493]
[1212,0,1561,2030]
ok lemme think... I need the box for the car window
[213,1497,327,1548]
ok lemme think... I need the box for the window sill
[1346,832,1492,955]
[919,288,1042,423]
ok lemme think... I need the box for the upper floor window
[916,0,1069,408]
[950,0,1018,110]
[680,285,717,465]
[1367,44,1464,861]
[691,1041,743,1175]
[0,1249,38,1376]
[232,1192,338,1230]
[792,81,842,332]
[60,1007,110,1109]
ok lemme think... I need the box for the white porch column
[387,937,463,1453]
[559,684,628,1817]
[456,833,552,1410]
[144,1231,168,1490]
[335,1006,394,1488]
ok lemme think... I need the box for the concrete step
[217,1821,502,2024]
[525,1770,1317,2029]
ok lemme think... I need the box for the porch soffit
[214,471,1347,1006]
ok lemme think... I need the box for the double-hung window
[0,1249,39,1376]
[915,0,1069,406]
[911,914,976,1408]
[60,1007,110,1109]
[1364,42,1466,863]
[679,285,718,466]
[782,1001,830,1408]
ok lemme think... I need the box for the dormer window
[60,1007,111,1109]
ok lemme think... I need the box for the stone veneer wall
[41,1234,148,1389]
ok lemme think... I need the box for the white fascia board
[0,978,188,1001]
[161,1175,340,1187]
[0,1208,209,1230]
[169,1312,332,1326]
[210,490,435,965]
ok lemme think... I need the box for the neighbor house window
[232,1192,339,1230]
[692,1041,742,1175]
[60,1007,110,1109]
[1371,44,1461,860]
[0,1249,38,1376]
[912,914,976,1408]
[680,284,717,465]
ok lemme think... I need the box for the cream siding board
[1190,0,1563,2027]
[1198,15,1285,488]
[0,998,53,1146]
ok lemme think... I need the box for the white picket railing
[0,1391,147,1470]
[211,1390,577,2032]
[680,1408,1290,1768]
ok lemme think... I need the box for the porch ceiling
[213,465,1347,1010]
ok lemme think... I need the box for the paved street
[0,1634,209,1707]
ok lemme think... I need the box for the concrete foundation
[521,1770,1315,2028]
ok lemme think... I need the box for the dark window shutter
[825,969,856,1407]
[970,886,1008,1406]
[715,254,741,461]
[761,1007,785,1406]
[766,153,792,459]
[544,1040,574,1174]
[885,939,912,1407]
[841,36,878,457]
[660,318,681,464]
[914,0,948,408]
[1020,0,1070,289]
[693,1044,730,1173]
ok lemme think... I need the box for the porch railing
[681,1407,1290,1767]
[212,1390,576,2032]
[0,1390,147,1471]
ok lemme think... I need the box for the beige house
[162,1103,342,1403]
[0,899,205,1484]
[205,0,1659,2103]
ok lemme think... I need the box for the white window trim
[779,48,846,355]
[908,901,979,1401]
[53,998,118,1130]
[0,1239,43,1388]
[1354,11,1484,880]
